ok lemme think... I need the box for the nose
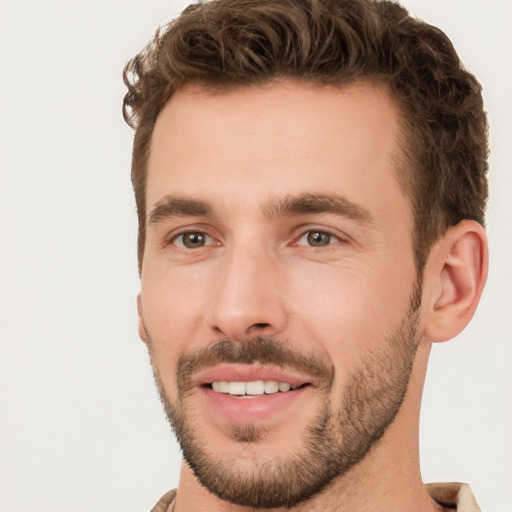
[206,242,288,341]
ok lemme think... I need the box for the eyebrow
[148,196,214,226]
[263,193,374,225]
[148,192,374,226]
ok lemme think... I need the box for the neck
[174,342,443,512]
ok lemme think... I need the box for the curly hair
[123,0,488,272]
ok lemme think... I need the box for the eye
[296,230,339,247]
[172,231,214,249]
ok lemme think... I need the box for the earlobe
[423,220,488,343]
[137,294,150,344]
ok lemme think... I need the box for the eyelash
[170,230,217,249]
[294,230,341,248]
[167,227,344,251]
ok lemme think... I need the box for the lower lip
[200,386,310,424]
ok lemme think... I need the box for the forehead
[147,80,408,222]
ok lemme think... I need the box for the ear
[422,220,488,342]
[137,293,150,344]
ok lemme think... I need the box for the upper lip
[194,364,313,387]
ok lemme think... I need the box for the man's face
[139,81,421,507]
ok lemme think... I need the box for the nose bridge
[207,236,287,340]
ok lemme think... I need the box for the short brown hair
[123,0,488,272]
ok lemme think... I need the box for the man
[122,0,488,510]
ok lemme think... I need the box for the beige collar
[156,482,480,511]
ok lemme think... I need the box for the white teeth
[218,381,230,393]
[264,380,279,394]
[211,380,298,396]
[278,382,291,392]
[212,381,230,392]
[246,380,265,395]
[229,382,246,395]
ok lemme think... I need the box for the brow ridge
[148,196,214,226]
[264,193,374,224]
[148,192,374,226]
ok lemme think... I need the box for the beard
[148,281,422,509]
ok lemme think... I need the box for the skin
[137,80,488,512]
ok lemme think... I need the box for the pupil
[184,232,205,248]
[307,231,330,247]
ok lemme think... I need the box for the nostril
[252,323,270,329]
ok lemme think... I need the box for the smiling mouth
[206,380,308,396]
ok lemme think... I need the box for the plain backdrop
[0,1,511,511]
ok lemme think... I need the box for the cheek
[140,263,214,365]
[285,259,415,362]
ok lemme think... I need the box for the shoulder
[426,482,481,511]
[149,489,177,512]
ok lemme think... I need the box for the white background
[0,1,510,511]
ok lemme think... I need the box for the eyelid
[291,226,348,247]
[173,231,214,249]
[164,225,221,249]
[296,231,339,247]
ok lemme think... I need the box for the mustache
[176,336,334,393]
